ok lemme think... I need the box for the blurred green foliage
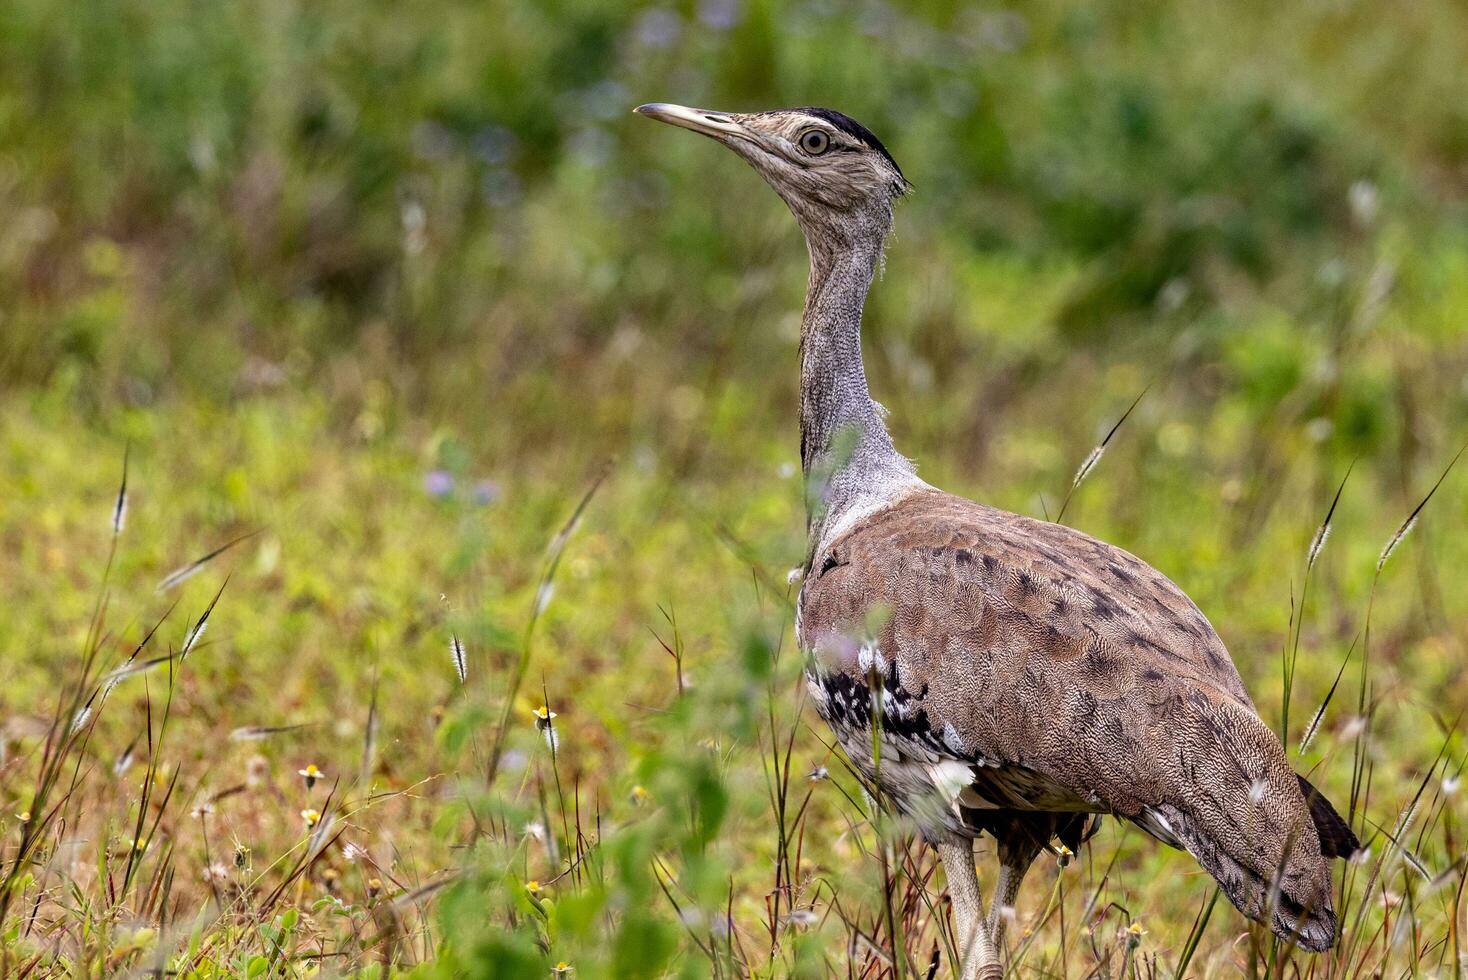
[2,0,1468,975]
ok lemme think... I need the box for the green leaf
[612,911,676,979]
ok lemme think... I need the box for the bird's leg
[936,837,1001,980]
[986,855,1036,947]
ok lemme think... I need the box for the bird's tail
[1297,772,1361,859]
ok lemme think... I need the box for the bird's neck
[798,229,917,548]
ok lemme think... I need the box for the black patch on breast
[809,668,945,753]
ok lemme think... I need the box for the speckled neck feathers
[797,204,919,552]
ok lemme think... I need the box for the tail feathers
[1297,774,1361,859]
[1142,803,1338,952]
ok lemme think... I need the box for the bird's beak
[634,103,746,141]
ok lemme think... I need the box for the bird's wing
[799,488,1340,950]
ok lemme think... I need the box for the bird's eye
[799,129,830,155]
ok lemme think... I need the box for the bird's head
[635,103,907,249]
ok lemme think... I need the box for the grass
[3,0,1468,974]
[2,338,1465,976]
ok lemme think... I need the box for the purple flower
[698,0,741,30]
[423,470,455,499]
[473,479,501,506]
[633,7,681,48]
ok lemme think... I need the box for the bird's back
[798,487,1351,950]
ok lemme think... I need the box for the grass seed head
[1306,523,1331,570]
[1072,445,1105,488]
[182,620,207,657]
[111,491,128,536]
[1377,516,1417,573]
[450,634,467,683]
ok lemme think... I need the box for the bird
[635,103,1360,980]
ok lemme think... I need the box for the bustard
[635,103,1359,979]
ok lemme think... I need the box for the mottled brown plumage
[636,101,1359,979]
[798,488,1354,950]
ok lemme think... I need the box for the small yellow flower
[553,962,574,976]
[367,877,382,895]
[1056,843,1073,867]
[301,809,322,828]
[1128,921,1145,936]
[526,880,542,895]
[533,706,560,752]
[630,785,649,805]
[16,811,31,823]
[297,764,325,790]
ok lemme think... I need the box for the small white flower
[785,907,819,928]
[786,567,803,586]
[533,706,559,752]
[202,862,230,883]
[1443,775,1460,796]
[807,765,829,782]
[1348,179,1379,228]
[523,821,547,842]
